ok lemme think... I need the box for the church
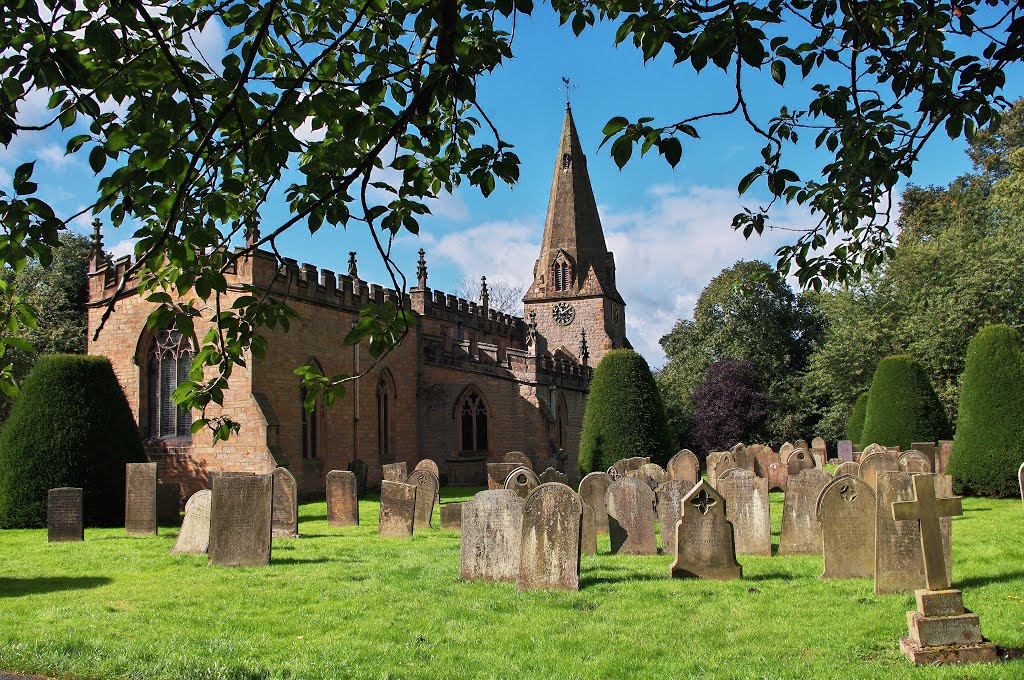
[87,105,629,499]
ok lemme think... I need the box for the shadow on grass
[302,514,328,522]
[0,576,112,598]
[957,570,1024,588]
[272,557,333,565]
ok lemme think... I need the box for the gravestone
[911,442,938,471]
[811,437,828,466]
[486,462,519,490]
[538,467,569,485]
[874,471,953,594]
[639,463,668,491]
[707,451,739,488]
[459,490,525,582]
[441,502,464,531]
[578,471,613,534]
[348,458,368,498]
[503,451,533,468]
[505,466,540,499]
[837,440,854,463]
[817,475,875,578]
[794,439,809,451]
[786,449,815,477]
[607,477,657,555]
[609,457,647,479]
[860,452,900,492]
[581,501,597,555]
[157,482,181,526]
[753,447,779,478]
[125,462,158,537]
[378,480,417,538]
[834,461,860,478]
[326,470,359,527]
[407,469,439,530]
[382,462,407,483]
[669,482,742,580]
[717,469,771,556]
[862,442,888,459]
[208,474,272,567]
[899,450,933,474]
[516,484,583,591]
[414,458,440,480]
[655,480,695,550]
[779,468,831,556]
[47,487,83,543]
[768,461,788,492]
[779,442,795,457]
[666,449,700,484]
[936,440,954,474]
[271,467,299,538]
[171,489,212,554]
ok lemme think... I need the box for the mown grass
[1,489,1022,679]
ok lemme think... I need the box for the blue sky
[4,6,1019,366]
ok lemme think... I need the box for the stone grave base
[900,589,997,666]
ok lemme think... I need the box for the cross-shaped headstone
[891,474,963,590]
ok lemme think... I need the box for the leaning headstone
[382,462,407,483]
[47,487,83,543]
[817,475,875,578]
[834,461,861,478]
[779,468,831,556]
[505,466,540,499]
[860,452,900,492]
[655,480,695,549]
[639,463,668,491]
[503,451,533,468]
[271,467,299,538]
[208,474,272,567]
[717,469,771,556]
[935,440,954,474]
[666,449,700,484]
[460,490,524,582]
[670,482,742,580]
[486,462,519,490]
[607,477,657,555]
[171,490,212,554]
[125,462,158,537]
[378,480,417,538]
[407,469,439,530]
[874,471,953,594]
[326,470,359,527]
[837,440,854,463]
[538,467,569,485]
[348,458,368,498]
[911,442,938,471]
[517,484,583,591]
[899,450,933,474]
[440,502,463,531]
[786,449,815,477]
[578,471,613,535]
[157,482,181,526]
[581,501,597,555]
[414,459,440,480]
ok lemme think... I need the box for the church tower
[523,104,627,365]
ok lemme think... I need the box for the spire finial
[579,328,590,366]
[90,217,103,251]
[480,275,489,312]
[561,76,576,108]
[348,251,358,279]
[416,248,428,289]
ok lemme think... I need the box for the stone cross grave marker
[382,462,407,483]
[578,471,612,534]
[326,470,359,527]
[779,468,831,556]
[460,490,524,582]
[607,477,657,555]
[892,474,963,591]
[837,440,854,463]
[666,449,700,484]
[208,474,272,567]
[378,480,417,538]
[271,467,299,538]
[817,475,875,578]
[47,487,83,543]
[717,469,771,556]
[171,489,212,554]
[125,462,158,537]
[517,484,583,591]
[505,466,540,499]
[669,481,742,580]
[407,469,439,529]
[875,472,953,594]
[655,480,694,550]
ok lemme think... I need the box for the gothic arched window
[146,328,194,439]
[377,375,391,463]
[459,389,488,453]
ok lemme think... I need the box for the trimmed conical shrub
[948,325,1024,497]
[860,355,951,450]
[846,391,870,445]
[0,355,147,528]
[579,349,673,474]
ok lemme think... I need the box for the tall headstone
[655,480,695,550]
[486,462,519,490]
[382,462,407,483]
[407,469,439,530]
[666,449,700,484]
[607,477,657,555]
[505,466,540,499]
[503,451,533,468]
[47,487,83,543]
[786,449,815,477]
[459,490,524,582]
[779,468,831,556]
[125,462,158,537]
[441,502,463,531]
[326,470,359,527]
[578,471,613,534]
[171,490,212,554]
[837,440,854,463]
[581,501,597,556]
[271,467,299,538]
[348,458,368,498]
[378,480,417,538]
[669,482,742,580]
[157,482,181,526]
[538,467,569,485]
[516,484,583,591]
[860,452,900,492]
[911,442,938,471]
[935,440,954,475]
[834,461,860,478]
[811,437,828,467]
[208,474,272,567]
[899,450,933,474]
[817,475,875,578]
[717,469,771,556]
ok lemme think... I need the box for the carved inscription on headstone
[607,477,657,555]
[578,472,613,535]
[460,490,524,582]
[208,474,272,567]
[125,462,158,537]
[382,462,407,483]
[655,480,695,550]
[378,480,417,538]
[670,482,742,580]
[874,472,953,594]
[516,484,583,591]
[171,489,212,554]
[717,469,771,556]
[271,467,299,538]
[817,476,875,578]
[326,470,359,527]
[779,468,831,556]
[47,487,83,543]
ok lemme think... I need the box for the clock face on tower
[552,301,576,326]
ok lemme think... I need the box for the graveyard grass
[1,491,1022,679]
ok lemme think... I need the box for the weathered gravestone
[717,469,771,556]
[899,450,932,474]
[47,487,83,543]
[666,449,700,484]
[503,451,533,468]
[768,462,788,493]
[779,468,831,556]
[655,480,695,550]
[157,482,181,526]
[440,502,463,531]
[414,458,440,480]
[581,501,597,555]
[811,437,828,467]
[786,449,815,477]
[517,484,583,591]
[271,467,299,538]
[936,440,954,475]
[639,463,668,491]
[348,458,368,498]
[459,490,524,582]
[607,477,657,555]
[780,442,795,458]
[794,439,809,451]
[125,462,158,537]
[609,456,648,479]
[911,442,938,471]
[208,474,272,567]
[382,462,407,483]
[862,442,888,459]
[817,475,875,578]
[407,469,439,529]
[707,451,739,488]
[486,462,519,490]
[505,466,540,499]
[874,471,953,594]
[538,467,569,485]
[837,440,854,463]
[834,461,860,478]
[326,470,359,527]
[860,452,900,493]
[578,471,613,534]
[378,480,417,538]
[752,446,779,478]
[171,489,212,554]
[670,482,742,580]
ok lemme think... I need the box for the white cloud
[38,144,75,168]
[186,18,226,72]
[425,218,540,289]
[108,238,138,260]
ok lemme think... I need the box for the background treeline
[657,101,1024,454]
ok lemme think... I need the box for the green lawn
[1,489,1022,679]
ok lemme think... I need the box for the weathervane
[561,76,577,107]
